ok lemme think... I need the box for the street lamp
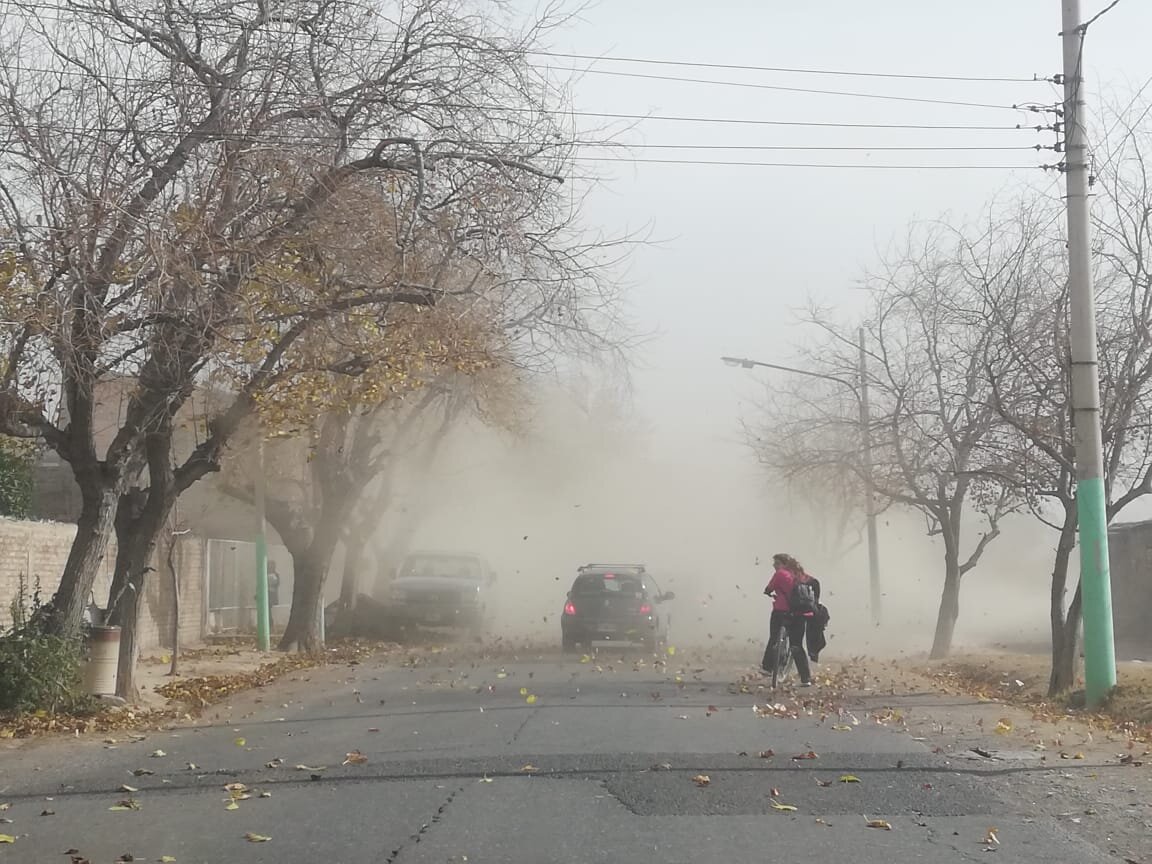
[722,332,882,627]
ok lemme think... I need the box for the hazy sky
[531,1,1152,466]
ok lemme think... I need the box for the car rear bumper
[562,619,659,642]
[395,603,482,627]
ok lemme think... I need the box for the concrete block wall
[0,517,205,652]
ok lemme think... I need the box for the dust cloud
[362,384,1057,661]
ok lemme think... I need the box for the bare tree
[752,229,1017,658]
[0,0,626,641]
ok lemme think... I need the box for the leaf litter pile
[0,640,392,740]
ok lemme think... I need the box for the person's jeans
[762,610,812,684]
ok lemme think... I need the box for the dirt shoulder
[0,640,392,742]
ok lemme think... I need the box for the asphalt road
[0,646,1120,863]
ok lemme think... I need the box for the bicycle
[770,622,794,689]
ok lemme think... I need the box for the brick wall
[0,517,206,652]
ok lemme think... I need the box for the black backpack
[789,578,818,615]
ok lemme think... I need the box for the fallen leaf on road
[244,833,271,843]
[149,750,166,758]
[666,646,676,656]
[479,777,493,783]
[41,809,56,816]
[815,779,833,787]
[131,769,154,777]
[839,775,861,783]
[109,798,141,812]
[294,764,325,772]
[792,751,819,760]
[770,800,797,811]
[866,819,892,830]
[995,720,1013,735]
[519,687,528,696]
[1120,754,1144,766]
[758,749,775,759]
[771,787,781,797]
[185,762,197,771]
[831,724,852,732]
[224,783,249,794]
[984,827,1000,846]
[0,804,9,811]
[120,785,139,793]
[233,737,246,747]
[116,855,134,862]
[691,774,711,787]
[265,758,283,768]
[526,695,537,705]
[343,751,368,765]
[0,834,13,843]
[706,705,718,716]
[159,857,177,862]
[259,791,272,799]
[520,764,538,773]
[225,801,239,811]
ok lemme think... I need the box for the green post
[254,433,270,652]
[1077,478,1116,705]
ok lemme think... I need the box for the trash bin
[82,625,121,696]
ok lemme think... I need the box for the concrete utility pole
[254,431,271,652]
[1061,0,1116,706]
[857,329,882,626]
[721,354,882,625]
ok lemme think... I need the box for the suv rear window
[572,574,646,596]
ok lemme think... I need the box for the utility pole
[254,431,270,652]
[1061,0,1115,706]
[857,328,881,626]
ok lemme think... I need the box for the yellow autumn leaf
[866,819,893,830]
[839,775,861,783]
[994,719,1012,735]
[666,646,676,656]
[770,800,798,811]
[160,857,177,862]
[0,834,14,843]
[526,695,537,705]
[244,832,271,843]
[225,801,240,811]
[519,687,529,696]
[831,724,853,732]
[234,737,247,747]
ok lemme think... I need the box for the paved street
[0,647,1122,863]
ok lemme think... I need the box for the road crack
[507,706,540,746]
[385,784,463,864]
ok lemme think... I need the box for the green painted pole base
[1076,477,1117,707]
[255,534,270,653]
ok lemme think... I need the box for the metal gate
[205,539,292,635]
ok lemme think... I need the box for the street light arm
[720,356,859,397]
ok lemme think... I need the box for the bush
[0,575,88,713]
[0,436,35,519]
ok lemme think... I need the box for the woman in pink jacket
[761,553,814,685]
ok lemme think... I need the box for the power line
[563,68,1033,112]
[528,50,1042,85]
[0,120,1045,152]
[573,156,1040,170]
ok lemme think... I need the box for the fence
[205,538,293,635]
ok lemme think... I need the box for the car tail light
[638,603,652,615]
[564,602,576,616]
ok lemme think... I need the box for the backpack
[789,578,818,615]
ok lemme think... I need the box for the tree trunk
[930,542,962,659]
[338,543,362,610]
[106,429,176,700]
[1048,509,1081,695]
[47,480,121,638]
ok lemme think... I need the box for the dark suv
[385,551,497,636]
[560,564,674,653]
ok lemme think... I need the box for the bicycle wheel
[771,625,792,689]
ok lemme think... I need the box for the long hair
[771,553,801,573]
